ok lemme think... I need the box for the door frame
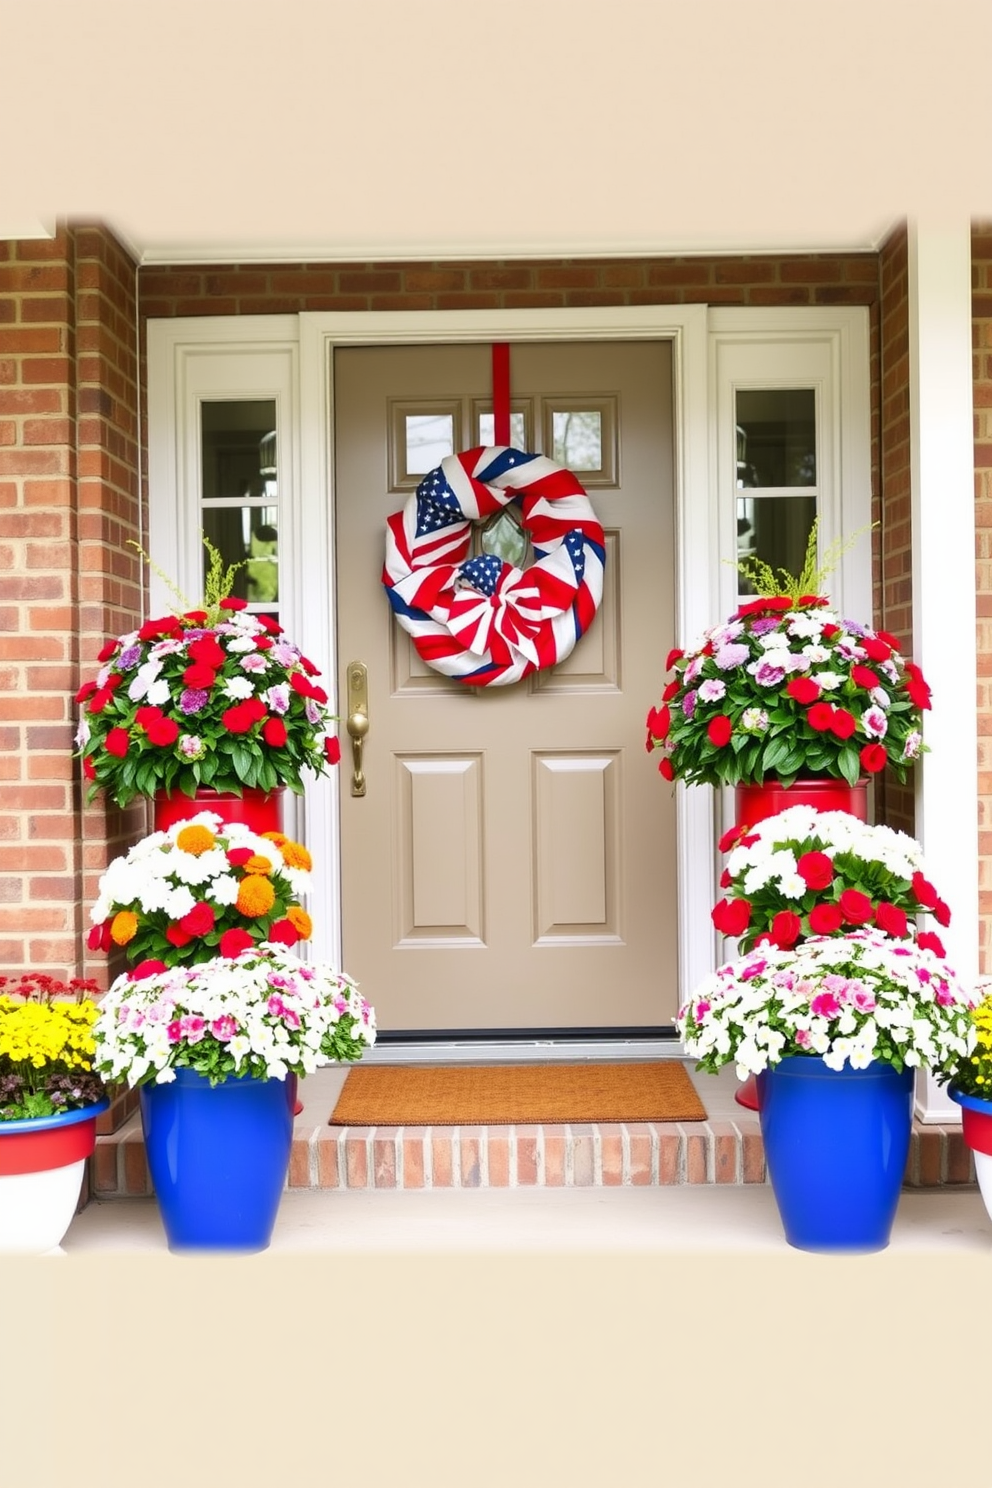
[296,306,715,1011]
[147,303,872,1030]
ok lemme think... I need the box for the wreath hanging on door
[382,446,606,686]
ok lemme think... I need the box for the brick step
[87,1109,977,1197]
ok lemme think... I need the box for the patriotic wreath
[382,446,605,686]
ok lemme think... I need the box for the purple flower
[179,688,209,714]
[118,644,143,670]
[715,643,749,670]
[682,689,698,718]
[750,660,786,687]
[750,617,781,636]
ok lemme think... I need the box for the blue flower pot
[756,1056,914,1253]
[139,1068,295,1253]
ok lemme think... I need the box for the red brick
[600,1126,623,1186]
[459,1127,483,1188]
[401,1129,426,1189]
[712,1122,738,1184]
[288,1130,312,1187]
[373,1129,398,1188]
[91,1139,119,1194]
[544,1131,566,1187]
[345,1130,370,1188]
[515,1126,540,1185]
[685,1129,709,1184]
[316,1130,341,1188]
[487,1128,510,1186]
[627,1124,654,1185]
[570,1125,595,1186]
[431,1133,453,1187]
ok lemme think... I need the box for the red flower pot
[153,787,285,836]
[734,778,868,831]
[732,778,868,1113]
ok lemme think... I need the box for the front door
[333,340,677,1033]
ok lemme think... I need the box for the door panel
[334,341,677,1032]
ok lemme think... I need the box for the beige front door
[334,341,677,1034]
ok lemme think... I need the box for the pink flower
[810,991,842,1019]
[267,994,287,1018]
[795,1028,812,1048]
[851,989,877,1012]
[694,1000,711,1021]
[166,1019,183,1043]
[751,660,785,687]
[181,1015,207,1043]
[210,1015,238,1040]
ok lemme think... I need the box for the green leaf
[837,745,861,786]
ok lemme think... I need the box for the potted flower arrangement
[0,973,109,1252]
[645,526,931,820]
[711,806,952,955]
[87,812,316,973]
[75,539,341,822]
[678,929,975,1251]
[945,983,992,1219]
[92,942,376,1251]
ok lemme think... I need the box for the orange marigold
[111,910,138,945]
[236,875,276,918]
[243,854,274,876]
[286,905,313,939]
[175,824,216,856]
[262,831,289,847]
[279,839,312,872]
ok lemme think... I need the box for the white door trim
[296,306,715,1015]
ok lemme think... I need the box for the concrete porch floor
[64,1059,992,1255]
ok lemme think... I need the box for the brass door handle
[346,662,369,797]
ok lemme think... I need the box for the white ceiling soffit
[3,1,990,265]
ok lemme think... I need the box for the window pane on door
[736,388,816,487]
[737,495,817,595]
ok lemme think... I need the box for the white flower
[75,714,91,747]
[759,631,790,651]
[241,653,269,674]
[226,636,258,654]
[861,706,888,739]
[787,613,824,639]
[740,707,769,733]
[811,670,844,691]
[802,644,831,665]
[222,676,255,700]
[264,683,291,715]
[127,658,163,701]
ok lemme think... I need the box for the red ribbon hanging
[492,342,510,447]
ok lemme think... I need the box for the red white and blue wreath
[382,446,606,686]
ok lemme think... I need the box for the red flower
[298,654,321,676]
[226,847,254,867]
[187,635,226,669]
[907,677,932,710]
[807,702,835,732]
[87,687,113,714]
[146,716,180,747]
[104,673,123,691]
[658,756,675,781]
[83,755,97,781]
[796,595,829,608]
[665,648,684,671]
[222,704,255,734]
[859,743,887,774]
[244,696,266,722]
[934,898,951,928]
[179,902,216,937]
[219,597,248,611]
[165,924,193,948]
[258,615,283,635]
[255,636,273,651]
[647,705,671,741]
[875,901,909,938]
[128,959,167,981]
[787,677,821,705]
[75,680,98,704]
[183,610,209,624]
[268,918,300,947]
[875,630,901,650]
[135,705,164,730]
[861,636,892,663]
[262,717,288,748]
[324,736,342,767]
[719,868,732,888]
[828,708,856,740]
[769,910,802,949]
[105,727,130,758]
[797,851,834,891]
[138,616,181,643]
[290,672,318,700]
[711,897,751,936]
[808,902,844,935]
[87,921,112,952]
[182,663,218,690]
[917,931,946,957]
[662,679,680,703]
[821,623,840,638]
[851,665,880,691]
[707,715,732,747]
[911,871,938,909]
[96,639,119,663]
[219,928,254,958]
[839,889,873,925]
[718,825,745,853]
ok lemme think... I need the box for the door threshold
[362,1039,685,1066]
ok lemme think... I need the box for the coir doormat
[329,1061,706,1126]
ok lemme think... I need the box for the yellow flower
[111,910,138,946]
[261,831,289,847]
[286,905,313,940]
[176,824,216,856]
[236,876,275,918]
[280,839,312,872]
[243,854,274,876]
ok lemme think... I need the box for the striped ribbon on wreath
[382,446,606,686]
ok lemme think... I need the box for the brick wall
[0,226,142,982]
[973,223,992,972]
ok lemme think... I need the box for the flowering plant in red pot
[645,527,930,788]
[75,540,342,810]
[710,805,952,955]
[87,812,316,974]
